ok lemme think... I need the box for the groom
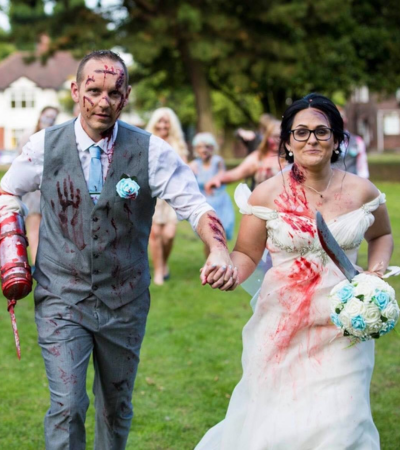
[0,50,237,449]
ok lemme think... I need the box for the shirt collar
[74,115,119,153]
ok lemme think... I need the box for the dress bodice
[235,183,385,264]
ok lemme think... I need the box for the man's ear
[123,86,132,107]
[71,81,79,103]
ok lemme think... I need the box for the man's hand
[200,249,239,291]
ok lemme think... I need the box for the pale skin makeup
[229,107,393,284]
[154,116,171,141]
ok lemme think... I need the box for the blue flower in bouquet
[351,315,366,331]
[337,285,354,303]
[373,290,390,310]
[330,313,342,328]
[116,175,140,200]
[379,320,396,336]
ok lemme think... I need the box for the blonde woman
[146,107,189,285]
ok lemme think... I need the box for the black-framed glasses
[290,127,333,142]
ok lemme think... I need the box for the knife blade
[316,211,359,281]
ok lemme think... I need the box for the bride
[197,94,393,449]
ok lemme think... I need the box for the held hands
[200,250,239,291]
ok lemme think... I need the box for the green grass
[0,182,399,449]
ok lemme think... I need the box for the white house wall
[0,77,61,149]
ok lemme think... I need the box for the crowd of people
[3,49,391,450]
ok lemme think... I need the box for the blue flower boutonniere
[116,174,140,200]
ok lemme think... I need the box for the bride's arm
[364,204,393,277]
[230,213,268,287]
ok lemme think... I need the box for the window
[10,90,35,109]
[383,112,400,135]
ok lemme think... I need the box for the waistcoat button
[92,284,98,291]
[93,235,98,240]
[92,217,99,222]
[93,269,99,275]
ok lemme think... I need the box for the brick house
[346,86,400,152]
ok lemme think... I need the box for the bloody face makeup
[71,58,131,142]
[288,109,335,168]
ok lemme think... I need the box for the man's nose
[99,96,111,107]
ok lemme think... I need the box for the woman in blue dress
[190,133,235,254]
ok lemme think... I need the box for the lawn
[0,181,399,450]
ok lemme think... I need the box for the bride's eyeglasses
[290,127,333,142]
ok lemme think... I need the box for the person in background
[236,113,276,155]
[17,106,59,268]
[206,120,286,194]
[333,106,369,178]
[189,132,235,256]
[146,107,189,285]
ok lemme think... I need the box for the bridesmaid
[146,107,188,285]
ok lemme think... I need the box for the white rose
[344,298,367,317]
[363,303,381,325]
[330,280,350,296]
[339,311,352,330]
[330,297,344,314]
[353,282,376,300]
[382,302,400,322]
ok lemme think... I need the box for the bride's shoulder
[249,173,286,209]
[336,170,380,204]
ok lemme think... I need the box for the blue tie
[88,145,103,203]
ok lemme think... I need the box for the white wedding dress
[196,184,385,450]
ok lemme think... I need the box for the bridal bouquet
[330,273,399,341]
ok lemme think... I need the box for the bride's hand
[200,253,239,291]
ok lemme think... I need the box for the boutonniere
[116,174,140,200]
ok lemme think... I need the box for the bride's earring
[334,148,340,154]
[288,150,293,157]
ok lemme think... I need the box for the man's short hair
[76,50,129,89]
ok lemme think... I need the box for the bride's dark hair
[279,93,348,163]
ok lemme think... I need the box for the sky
[0,0,122,31]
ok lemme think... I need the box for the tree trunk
[180,44,215,134]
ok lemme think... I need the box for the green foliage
[6,0,400,129]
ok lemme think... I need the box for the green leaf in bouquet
[356,295,365,301]
[381,316,388,322]
[371,333,380,339]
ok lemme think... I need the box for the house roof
[0,51,80,91]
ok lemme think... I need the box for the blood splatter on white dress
[196,183,385,450]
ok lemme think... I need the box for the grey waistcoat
[34,120,156,309]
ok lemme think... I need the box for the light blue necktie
[88,145,103,203]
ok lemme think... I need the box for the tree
[6,0,400,133]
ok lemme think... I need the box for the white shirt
[1,117,213,229]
